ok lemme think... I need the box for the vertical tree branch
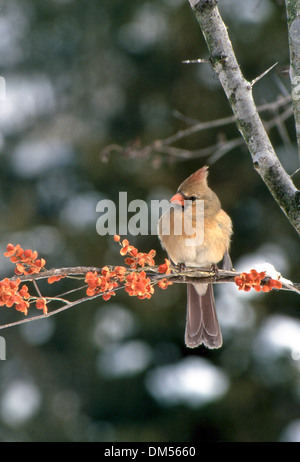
[187,0,300,235]
[285,0,300,160]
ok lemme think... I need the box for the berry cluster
[4,244,45,276]
[1,244,49,314]
[235,269,282,292]
[85,236,173,301]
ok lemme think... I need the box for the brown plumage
[158,166,233,349]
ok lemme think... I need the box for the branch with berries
[0,238,299,330]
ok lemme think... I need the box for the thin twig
[102,95,292,164]
[32,280,42,298]
[182,58,210,64]
[153,105,293,164]
[0,295,98,331]
[10,266,101,283]
[249,62,278,87]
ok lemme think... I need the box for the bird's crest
[186,166,209,184]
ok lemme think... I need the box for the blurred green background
[0,0,299,442]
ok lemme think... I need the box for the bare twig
[174,96,291,126]
[0,295,95,331]
[182,58,210,64]
[10,266,101,282]
[249,62,278,88]
[32,280,43,298]
[102,96,292,164]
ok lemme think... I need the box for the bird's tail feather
[185,283,222,349]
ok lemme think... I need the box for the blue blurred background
[0,0,299,442]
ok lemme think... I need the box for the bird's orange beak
[170,192,185,206]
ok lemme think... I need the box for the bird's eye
[189,195,197,201]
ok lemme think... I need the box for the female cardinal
[158,166,233,349]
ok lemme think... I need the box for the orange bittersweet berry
[235,270,282,293]
[158,259,171,275]
[36,297,48,314]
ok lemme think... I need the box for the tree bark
[285,0,300,159]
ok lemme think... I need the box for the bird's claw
[178,262,187,281]
[211,263,219,281]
